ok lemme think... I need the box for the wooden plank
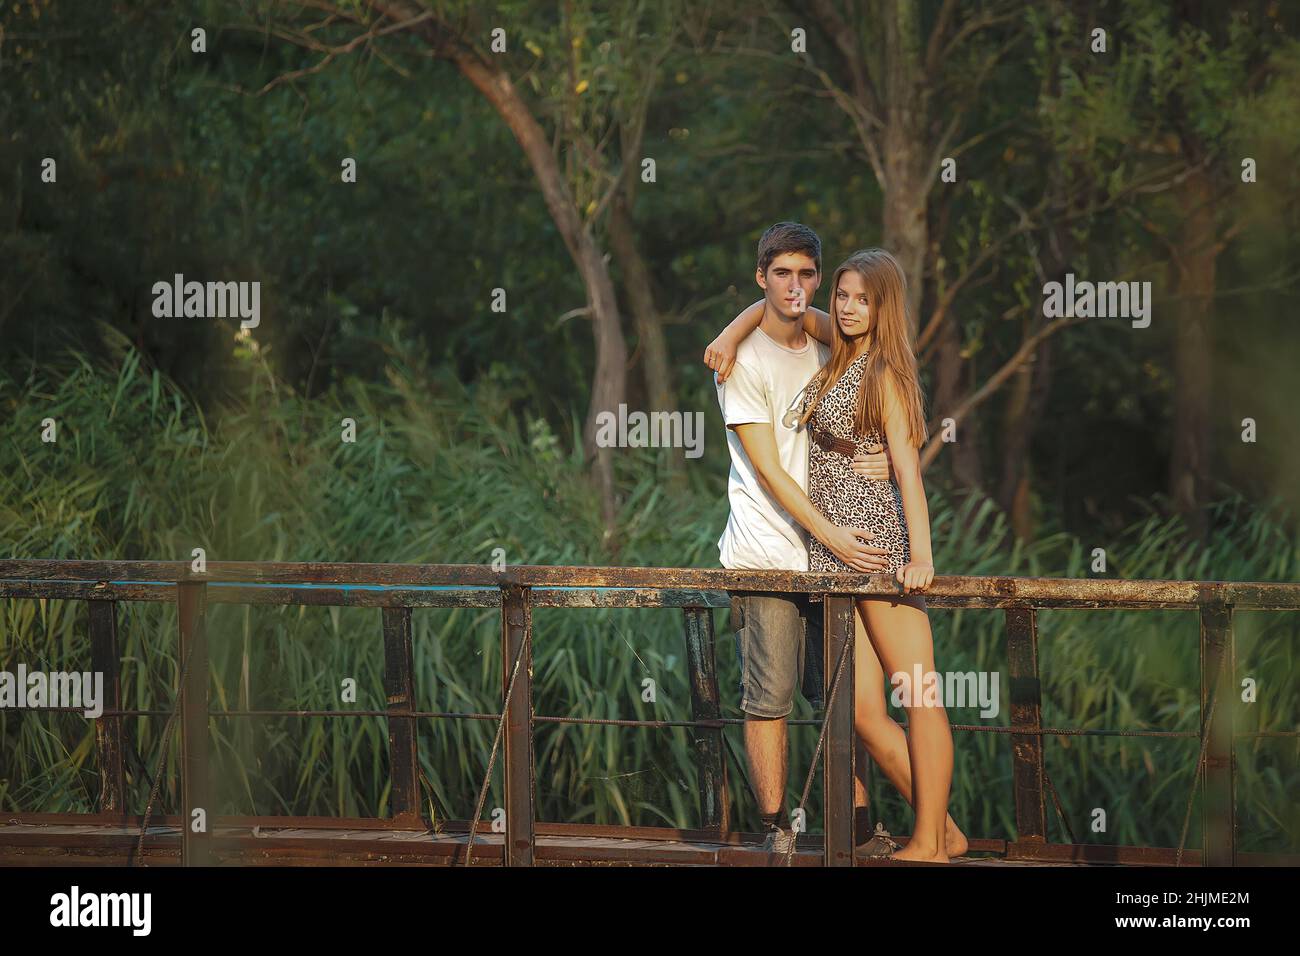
[534,588,731,608]
[88,600,126,817]
[822,595,855,867]
[210,587,499,608]
[177,582,211,866]
[918,597,1206,610]
[0,580,1250,612]
[381,606,423,828]
[3,561,1297,610]
[5,817,1300,868]
[500,585,536,866]
[1200,603,1236,867]
[0,581,173,602]
[1005,607,1047,847]
[682,607,729,835]
[0,579,1248,611]
[4,579,1248,612]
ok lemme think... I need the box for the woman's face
[834,269,872,340]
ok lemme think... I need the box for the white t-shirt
[716,326,829,570]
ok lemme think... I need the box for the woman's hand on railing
[897,560,934,594]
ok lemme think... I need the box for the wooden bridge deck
[3,819,1269,867]
[0,821,1063,866]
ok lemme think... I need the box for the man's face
[757,252,820,320]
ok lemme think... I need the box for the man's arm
[705,304,892,482]
[801,302,834,347]
[732,422,888,572]
[703,300,834,383]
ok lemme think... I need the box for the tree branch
[923,0,959,77]
[919,314,1085,471]
[917,159,1190,355]
[802,0,882,121]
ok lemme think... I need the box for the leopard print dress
[803,350,911,573]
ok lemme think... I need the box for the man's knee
[742,682,797,720]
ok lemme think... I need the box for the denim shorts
[732,591,825,718]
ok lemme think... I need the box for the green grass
[2,321,1296,853]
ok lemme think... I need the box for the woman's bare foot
[945,821,968,858]
[892,839,951,863]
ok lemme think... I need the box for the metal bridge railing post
[682,606,729,836]
[178,581,212,866]
[822,594,855,866]
[382,606,424,829]
[1200,603,1236,866]
[89,599,126,818]
[1005,605,1046,854]
[501,584,536,866]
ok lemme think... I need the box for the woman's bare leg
[856,595,954,862]
[852,608,966,857]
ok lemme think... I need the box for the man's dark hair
[756,221,821,275]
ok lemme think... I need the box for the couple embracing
[704,221,966,863]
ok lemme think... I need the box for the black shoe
[859,822,901,858]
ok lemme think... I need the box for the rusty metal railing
[1,560,1297,866]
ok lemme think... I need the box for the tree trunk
[575,241,628,535]
[1168,166,1217,538]
[880,0,928,335]
[880,0,970,485]
[999,151,1072,540]
[608,193,675,424]
[399,3,626,532]
[810,0,1033,484]
[998,335,1053,539]
[931,316,983,489]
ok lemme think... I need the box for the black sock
[854,806,872,843]
[760,807,786,831]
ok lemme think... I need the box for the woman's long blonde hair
[798,248,927,447]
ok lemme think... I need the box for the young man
[710,222,890,853]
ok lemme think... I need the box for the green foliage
[2,339,1295,851]
[3,0,1299,852]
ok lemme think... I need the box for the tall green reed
[1,323,1295,851]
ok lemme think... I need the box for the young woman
[705,248,963,862]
